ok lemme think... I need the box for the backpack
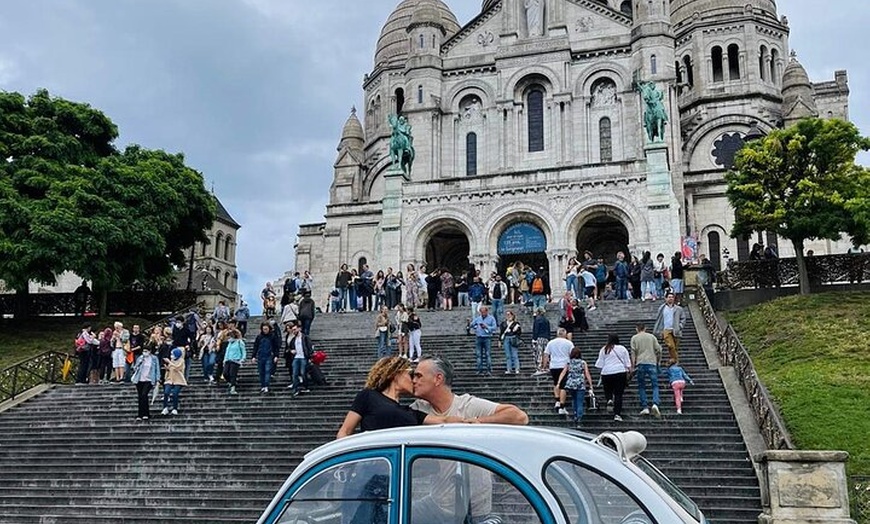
[491,283,502,300]
[75,334,87,353]
[531,277,544,295]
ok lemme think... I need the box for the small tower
[631,0,676,82]
[330,107,366,205]
[781,51,819,127]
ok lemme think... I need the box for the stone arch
[564,195,649,255]
[484,206,557,257]
[410,215,476,274]
[214,231,224,258]
[575,63,631,97]
[700,223,729,270]
[349,250,374,273]
[362,156,394,200]
[504,66,561,101]
[446,80,495,112]
[224,235,233,261]
[408,210,479,263]
[683,115,775,172]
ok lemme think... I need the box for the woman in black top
[336,356,459,438]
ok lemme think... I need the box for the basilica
[295,0,851,292]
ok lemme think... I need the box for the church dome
[374,0,461,68]
[671,0,777,27]
[338,107,365,150]
[782,52,812,91]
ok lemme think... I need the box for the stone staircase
[0,300,762,523]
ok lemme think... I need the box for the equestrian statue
[636,81,668,143]
[388,113,415,177]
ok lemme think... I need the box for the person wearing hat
[161,347,188,416]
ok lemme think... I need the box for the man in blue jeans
[630,323,663,417]
[614,251,629,300]
[252,322,280,394]
[470,306,498,376]
[285,324,313,397]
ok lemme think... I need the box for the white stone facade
[296,0,853,295]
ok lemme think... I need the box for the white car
[258,425,707,524]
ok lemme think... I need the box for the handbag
[585,390,599,411]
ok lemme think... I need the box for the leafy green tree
[0,89,215,317]
[726,118,870,294]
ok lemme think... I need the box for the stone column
[380,166,408,271]
[547,249,571,295]
[644,142,681,256]
[757,450,856,524]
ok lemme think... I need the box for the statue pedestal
[379,165,408,269]
[644,143,681,256]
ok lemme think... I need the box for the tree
[0,89,216,317]
[725,118,870,294]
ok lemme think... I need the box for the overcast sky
[1,0,866,310]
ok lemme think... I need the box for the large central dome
[374,0,461,69]
[671,0,778,27]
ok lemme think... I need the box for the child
[666,360,694,414]
[558,348,594,424]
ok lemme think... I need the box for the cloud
[0,0,867,307]
[0,55,18,86]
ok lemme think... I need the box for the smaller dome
[374,0,460,68]
[409,1,443,29]
[782,51,811,91]
[338,107,364,150]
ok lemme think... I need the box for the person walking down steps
[161,348,187,416]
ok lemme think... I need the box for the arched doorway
[497,222,549,276]
[425,227,470,275]
[576,216,630,263]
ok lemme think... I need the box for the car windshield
[632,456,702,522]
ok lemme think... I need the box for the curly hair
[365,356,410,392]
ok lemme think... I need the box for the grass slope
[727,292,870,476]
[0,317,152,370]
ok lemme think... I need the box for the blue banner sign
[498,222,547,255]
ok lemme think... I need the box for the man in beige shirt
[630,324,662,418]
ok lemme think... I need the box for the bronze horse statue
[637,81,668,143]
[388,114,415,176]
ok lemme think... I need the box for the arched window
[650,54,658,75]
[419,34,425,49]
[214,232,223,258]
[708,231,722,271]
[728,44,741,80]
[527,87,545,152]
[599,117,612,163]
[676,61,683,84]
[432,34,437,48]
[759,45,768,82]
[466,132,478,176]
[224,272,230,287]
[200,242,207,257]
[620,0,632,16]
[417,85,423,104]
[770,49,780,84]
[395,88,405,114]
[224,236,232,261]
[712,46,724,82]
[737,236,750,261]
[214,269,221,281]
[683,55,694,86]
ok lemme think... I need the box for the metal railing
[717,253,870,290]
[0,351,75,403]
[851,476,870,524]
[696,285,794,450]
[0,302,201,405]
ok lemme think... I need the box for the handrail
[695,286,795,450]
[0,351,72,403]
[0,301,201,404]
